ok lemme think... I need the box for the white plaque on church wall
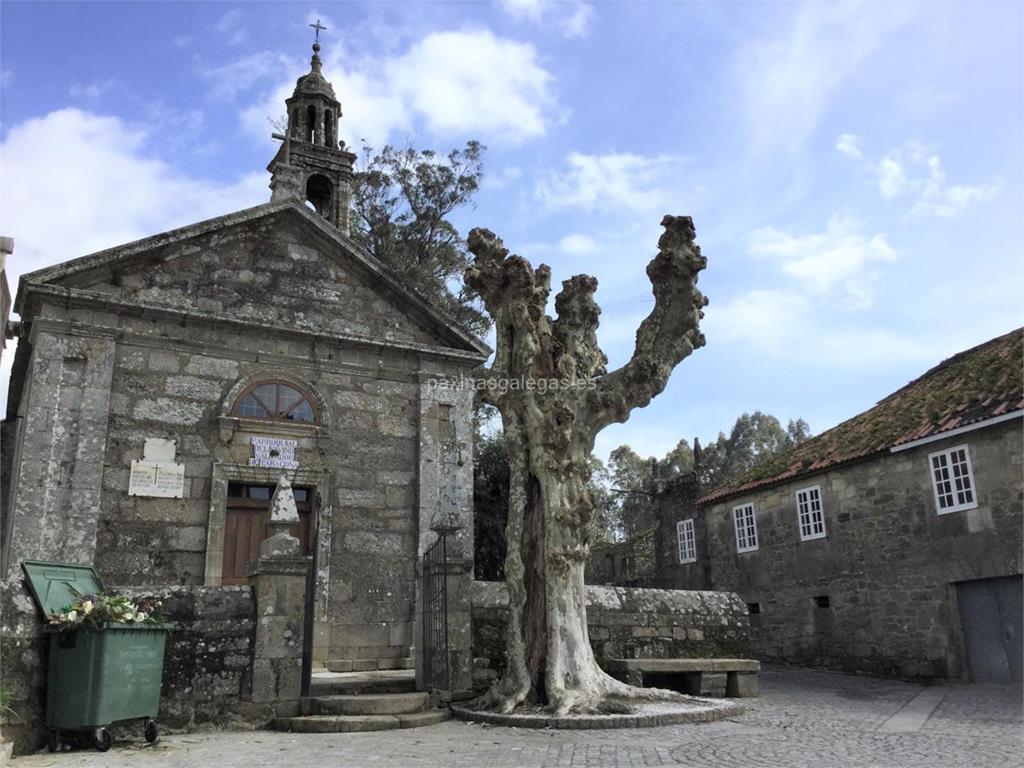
[129,460,186,498]
[249,436,300,469]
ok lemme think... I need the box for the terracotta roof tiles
[700,328,1023,504]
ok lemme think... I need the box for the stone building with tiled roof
[653,328,1023,682]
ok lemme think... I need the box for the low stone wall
[0,578,47,755]
[125,585,258,730]
[470,581,751,692]
[0,580,258,755]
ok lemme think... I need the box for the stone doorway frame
[205,462,333,663]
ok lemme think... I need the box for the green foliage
[351,140,490,337]
[697,412,811,489]
[473,433,621,577]
[47,593,167,629]
[473,431,509,581]
[607,412,812,537]
[0,685,15,723]
[607,440,694,539]
[586,456,619,544]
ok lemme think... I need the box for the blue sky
[1,0,1021,461]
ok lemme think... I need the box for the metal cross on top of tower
[309,19,327,43]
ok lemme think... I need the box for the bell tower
[268,25,357,235]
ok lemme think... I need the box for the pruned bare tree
[465,215,708,715]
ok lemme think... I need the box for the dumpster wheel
[93,727,112,752]
[145,718,159,744]
[46,730,60,753]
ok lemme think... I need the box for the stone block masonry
[1,202,488,753]
[668,419,1023,681]
[0,581,258,755]
[470,581,751,692]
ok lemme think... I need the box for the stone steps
[309,669,417,696]
[325,657,415,672]
[302,692,429,716]
[276,671,447,733]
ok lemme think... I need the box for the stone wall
[691,421,1023,680]
[127,585,258,730]
[470,581,751,692]
[586,529,657,587]
[2,208,481,671]
[0,580,257,755]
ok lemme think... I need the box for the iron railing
[422,531,450,690]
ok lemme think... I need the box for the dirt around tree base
[451,697,743,730]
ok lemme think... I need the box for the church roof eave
[15,200,492,360]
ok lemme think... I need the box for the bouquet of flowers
[48,593,166,629]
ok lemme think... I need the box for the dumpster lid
[21,560,105,618]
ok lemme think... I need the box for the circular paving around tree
[451,697,743,729]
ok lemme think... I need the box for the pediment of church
[18,202,489,357]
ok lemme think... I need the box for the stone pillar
[247,476,310,717]
[415,373,475,697]
[4,329,115,575]
[443,554,474,696]
[269,163,305,205]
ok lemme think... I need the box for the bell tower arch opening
[324,108,335,149]
[306,174,334,217]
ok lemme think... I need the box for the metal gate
[956,576,1023,683]
[422,531,450,690]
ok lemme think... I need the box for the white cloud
[535,152,682,215]
[204,52,293,100]
[70,79,120,100]
[558,233,598,255]
[0,109,269,410]
[239,30,556,148]
[835,133,862,161]
[736,1,912,152]
[749,214,896,308]
[706,288,939,367]
[496,0,595,38]
[838,134,998,217]
[0,109,267,292]
[481,165,522,190]
[913,156,998,217]
[498,0,545,21]
[877,156,907,200]
[391,31,554,141]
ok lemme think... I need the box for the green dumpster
[22,560,170,752]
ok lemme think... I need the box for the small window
[929,444,977,514]
[231,380,318,423]
[747,602,762,615]
[733,503,758,553]
[796,485,826,541]
[677,519,696,564]
[813,595,831,608]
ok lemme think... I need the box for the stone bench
[603,658,761,698]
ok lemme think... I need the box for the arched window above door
[231,380,318,423]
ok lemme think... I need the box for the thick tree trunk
[466,216,707,715]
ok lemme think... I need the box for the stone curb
[450,699,743,730]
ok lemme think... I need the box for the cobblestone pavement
[14,667,1023,768]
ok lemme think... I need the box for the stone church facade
[0,43,488,678]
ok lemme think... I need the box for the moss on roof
[701,328,1023,504]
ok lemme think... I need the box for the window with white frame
[929,444,977,513]
[733,503,758,553]
[796,485,826,541]
[677,519,697,563]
